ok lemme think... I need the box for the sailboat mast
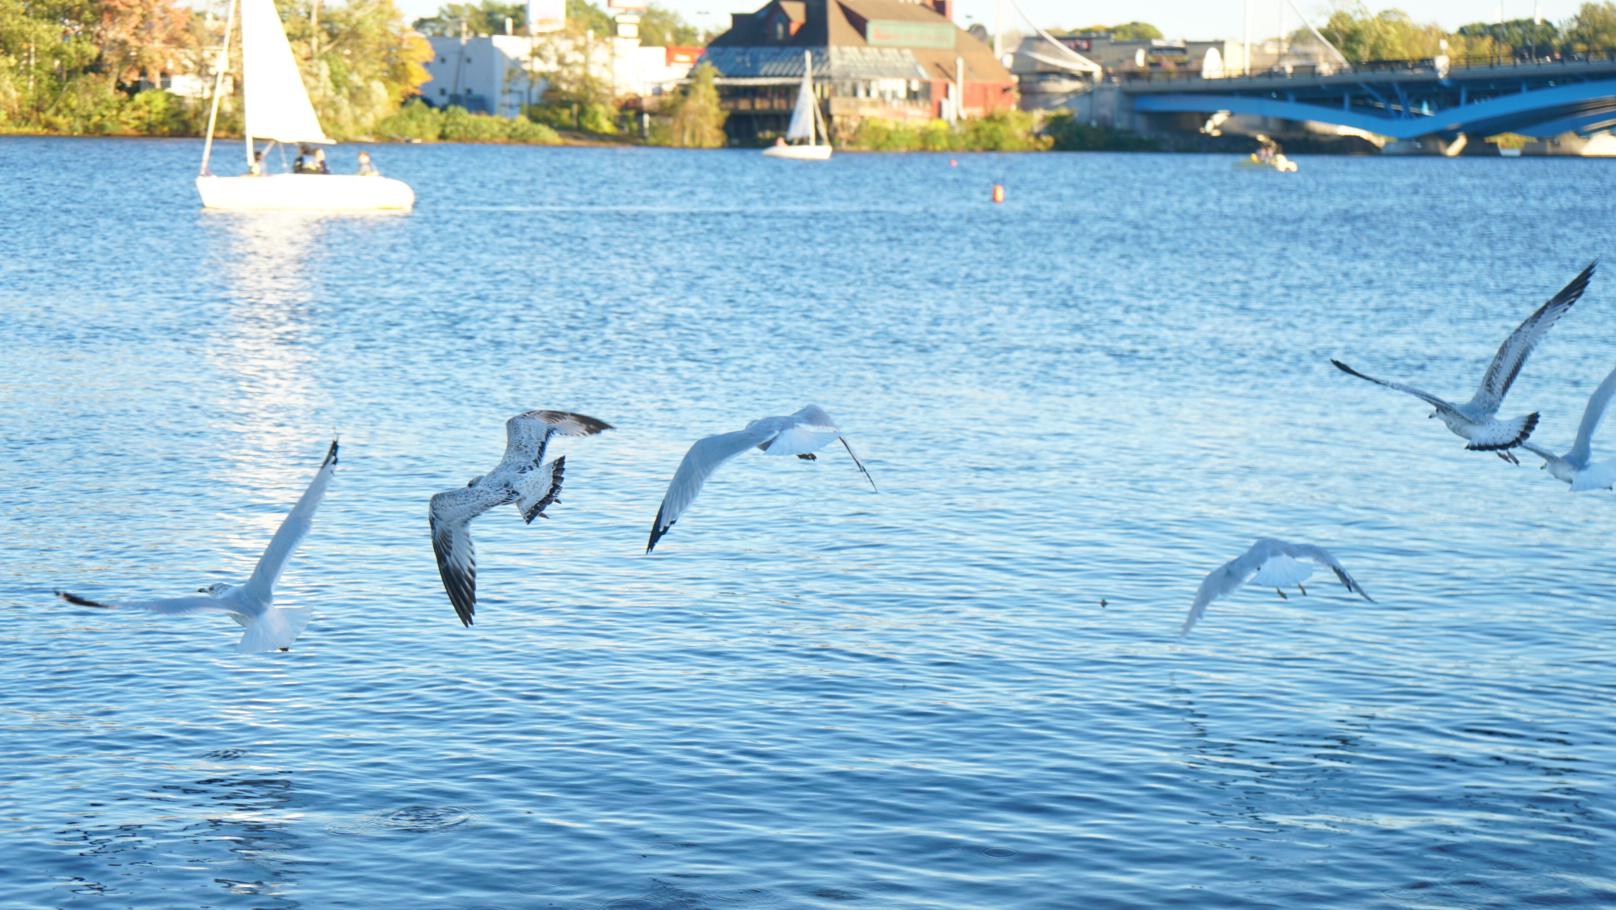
[198,0,238,176]
[804,50,821,146]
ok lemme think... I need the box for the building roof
[706,0,1011,85]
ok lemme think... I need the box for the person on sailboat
[357,150,377,176]
[249,149,265,175]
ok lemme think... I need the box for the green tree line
[1317,1,1616,64]
[0,0,431,138]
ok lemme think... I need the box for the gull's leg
[1275,588,1288,600]
[1297,583,1307,596]
[1496,450,1520,465]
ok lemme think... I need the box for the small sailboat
[196,0,413,211]
[1234,133,1298,173]
[763,51,832,161]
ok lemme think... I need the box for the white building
[418,14,701,117]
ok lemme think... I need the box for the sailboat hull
[762,144,833,161]
[196,173,415,212]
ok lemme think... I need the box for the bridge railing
[1116,51,1616,85]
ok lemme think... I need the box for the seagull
[430,410,612,627]
[1182,538,1374,636]
[646,405,876,554]
[1519,363,1616,491]
[1331,262,1596,463]
[55,440,338,654]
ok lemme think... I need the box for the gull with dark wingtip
[646,405,876,554]
[429,410,612,627]
[56,440,339,653]
[1331,262,1596,463]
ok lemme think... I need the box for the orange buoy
[991,183,1005,204]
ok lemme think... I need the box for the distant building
[699,0,1015,143]
[418,15,699,117]
[1011,32,1341,111]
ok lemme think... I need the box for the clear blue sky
[394,0,1589,40]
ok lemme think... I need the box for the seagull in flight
[1331,262,1596,463]
[430,410,612,627]
[56,440,338,654]
[1182,538,1374,636]
[1519,362,1616,491]
[646,405,876,554]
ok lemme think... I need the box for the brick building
[699,0,1015,143]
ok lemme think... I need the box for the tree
[1565,1,1616,54]
[567,0,612,35]
[281,0,432,138]
[651,61,724,147]
[637,3,698,46]
[1064,21,1162,40]
[1456,18,1559,59]
[1317,5,1449,63]
[413,0,524,37]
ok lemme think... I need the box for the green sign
[866,20,955,49]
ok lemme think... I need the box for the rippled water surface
[3,137,1614,908]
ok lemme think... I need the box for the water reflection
[58,765,307,907]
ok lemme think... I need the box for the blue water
[2,136,1614,908]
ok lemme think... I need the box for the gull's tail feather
[237,607,312,654]
[1570,460,1616,492]
[517,456,565,524]
[1464,412,1538,451]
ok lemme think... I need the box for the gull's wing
[1466,262,1596,416]
[243,440,338,601]
[1182,548,1263,636]
[1518,441,1558,464]
[838,437,878,492]
[1283,543,1374,603]
[1330,359,1462,417]
[501,410,613,467]
[56,590,232,616]
[1566,363,1616,467]
[430,485,502,627]
[646,425,776,554]
[237,607,312,653]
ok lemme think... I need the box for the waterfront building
[699,0,1015,144]
[419,19,700,116]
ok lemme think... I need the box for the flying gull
[1331,262,1596,462]
[1182,538,1373,636]
[646,404,876,553]
[56,440,339,653]
[1519,362,1616,491]
[430,410,612,627]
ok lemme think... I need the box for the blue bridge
[1123,57,1616,142]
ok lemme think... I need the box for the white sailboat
[763,51,832,161]
[196,0,414,212]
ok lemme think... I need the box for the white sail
[240,0,330,144]
[785,74,816,142]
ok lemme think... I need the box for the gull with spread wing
[1331,262,1596,463]
[56,440,339,653]
[1519,362,1616,491]
[430,410,612,627]
[1182,538,1374,636]
[646,405,876,554]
